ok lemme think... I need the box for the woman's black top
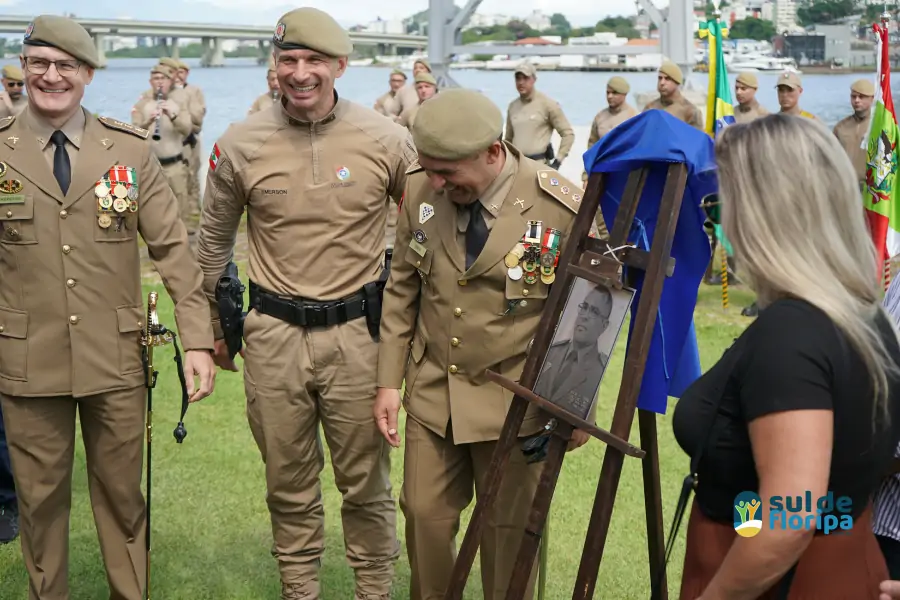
[672,298,900,523]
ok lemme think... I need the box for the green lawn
[0,266,756,599]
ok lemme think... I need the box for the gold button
[449,365,458,374]
[59,209,68,218]
[454,308,462,317]
[62,244,71,254]
[4,210,10,218]
[415,260,421,267]
[458,279,466,286]
[66,278,76,287]
[6,228,17,238]
[451,337,460,346]
[69,315,78,324]
[522,289,529,296]
[0,325,5,333]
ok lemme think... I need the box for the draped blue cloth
[584,110,716,414]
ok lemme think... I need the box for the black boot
[0,502,18,544]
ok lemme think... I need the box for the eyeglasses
[6,82,23,88]
[701,193,721,225]
[23,57,82,77]
[577,302,603,317]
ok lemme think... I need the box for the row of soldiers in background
[130,56,206,238]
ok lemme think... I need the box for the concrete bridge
[0,15,428,67]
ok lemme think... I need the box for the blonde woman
[671,114,900,598]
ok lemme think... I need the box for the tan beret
[414,59,431,72]
[23,15,101,69]
[273,7,353,58]
[736,72,758,89]
[776,70,802,89]
[159,57,180,70]
[176,59,189,71]
[390,68,406,79]
[412,88,502,161]
[151,64,174,78]
[414,72,436,86]
[515,62,537,78]
[658,60,683,85]
[607,76,629,94]
[1,65,23,81]
[851,78,875,96]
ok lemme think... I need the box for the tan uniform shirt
[248,92,278,116]
[780,105,818,120]
[394,85,418,118]
[0,107,212,397]
[378,144,596,444]
[374,91,400,117]
[504,90,575,163]
[643,93,703,129]
[587,104,638,148]
[131,90,193,160]
[0,95,27,119]
[196,95,417,337]
[733,99,770,124]
[401,102,421,130]
[833,111,871,183]
[179,83,205,136]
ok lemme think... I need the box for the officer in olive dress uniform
[504,62,575,168]
[131,64,194,230]
[0,65,27,118]
[195,8,415,600]
[833,78,874,187]
[732,72,769,124]
[642,61,703,129]
[398,71,437,129]
[776,71,818,120]
[0,15,215,600]
[248,54,281,116]
[373,88,594,600]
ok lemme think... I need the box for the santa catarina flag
[864,22,900,265]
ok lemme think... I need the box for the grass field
[0,258,756,599]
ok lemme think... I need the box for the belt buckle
[304,303,326,328]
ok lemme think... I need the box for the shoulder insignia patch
[537,169,580,214]
[0,115,15,131]
[406,160,423,175]
[98,116,150,140]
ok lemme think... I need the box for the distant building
[366,17,405,34]
[524,10,551,31]
[464,13,512,30]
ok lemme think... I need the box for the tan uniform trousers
[401,418,542,600]
[242,310,399,597]
[186,136,202,217]
[1,388,147,600]
[159,159,192,234]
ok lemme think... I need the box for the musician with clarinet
[131,63,195,234]
[247,53,281,115]
[0,15,216,600]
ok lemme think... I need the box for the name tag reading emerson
[733,490,854,538]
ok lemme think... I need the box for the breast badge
[96,165,139,231]
[0,179,23,194]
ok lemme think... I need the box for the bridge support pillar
[200,37,225,67]
[170,38,180,59]
[257,40,272,65]
[91,34,108,69]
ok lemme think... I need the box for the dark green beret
[272,7,353,58]
[412,88,503,161]
[23,15,101,69]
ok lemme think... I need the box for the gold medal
[113,198,128,213]
[95,183,109,198]
[504,252,519,269]
[98,214,111,228]
[113,183,128,199]
[541,272,556,285]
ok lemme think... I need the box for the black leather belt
[526,152,547,160]
[159,153,184,166]
[249,281,367,329]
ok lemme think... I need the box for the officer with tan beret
[733,72,769,124]
[0,64,27,118]
[398,71,437,129]
[1,14,215,599]
[776,71,817,120]
[131,64,194,230]
[643,60,703,129]
[172,59,205,221]
[196,7,416,599]
[248,54,281,115]
[394,59,431,120]
[504,61,575,168]
[374,68,406,117]
[834,78,875,186]
[374,88,594,600]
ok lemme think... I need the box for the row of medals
[95,181,138,229]
[504,242,558,285]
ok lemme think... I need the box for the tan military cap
[851,78,875,96]
[272,7,353,58]
[414,72,436,86]
[412,88,502,161]
[736,72,758,89]
[414,59,431,72]
[515,62,537,78]
[151,64,174,78]
[158,57,180,70]
[658,60,683,85]
[390,68,407,79]
[607,76,629,94]
[176,59,189,71]
[1,65,23,81]
[776,71,802,89]
[22,15,101,69]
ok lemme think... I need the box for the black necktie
[465,201,489,269]
[50,130,70,196]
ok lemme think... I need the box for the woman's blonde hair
[716,114,900,413]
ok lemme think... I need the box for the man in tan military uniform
[248,54,281,115]
[732,72,769,124]
[642,61,703,129]
[833,78,874,186]
[374,69,406,117]
[196,8,415,599]
[0,15,215,600]
[776,71,817,119]
[0,65,27,118]
[374,88,592,600]
[172,59,205,220]
[504,62,575,168]
[398,71,437,129]
[131,64,194,230]
[392,59,431,122]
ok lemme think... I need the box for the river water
[0,56,874,186]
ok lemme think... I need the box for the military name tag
[0,194,24,204]
[409,238,427,257]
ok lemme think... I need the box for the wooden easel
[443,162,689,600]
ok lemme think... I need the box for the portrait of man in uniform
[532,278,633,421]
